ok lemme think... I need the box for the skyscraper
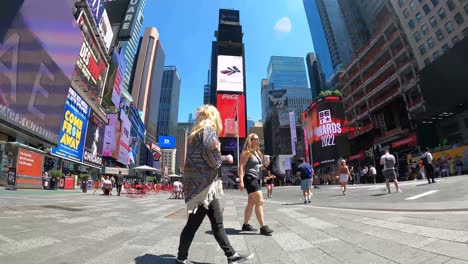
[305,52,324,99]
[267,56,309,89]
[131,27,165,145]
[303,0,354,79]
[337,0,371,52]
[120,0,146,92]
[158,66,181,137]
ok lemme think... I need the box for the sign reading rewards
[51,88,90,162]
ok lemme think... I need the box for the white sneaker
[397,189,402,193]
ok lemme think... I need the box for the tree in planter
[48,170,63,190]
[80,174,91,192]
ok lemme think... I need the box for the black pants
[116,184,122,196]
[426,165,435,183]
[177,198,235,260]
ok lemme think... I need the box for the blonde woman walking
[339,160,351,195]
[239,133,274,236]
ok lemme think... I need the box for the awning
[49,153,102,170]
[391,134,417,149]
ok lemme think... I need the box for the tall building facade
[158,66,181,137]
[261,79,269,122]
[161,148,176,175]
[120,0,146,92]
[175,122,193,174]
[305,52,324,100]
[267,56,309,89]
[303,0,354,79]
[390,0,468,70]
[131,27,165,145]
[337,0,372,52]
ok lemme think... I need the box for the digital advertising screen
[102,113,121,159]
[0,0,83,145]
[305,97,349,165]
[83,111,105,166]
[217,55,244,92]
[158,136,176,149]
[118,110,131,165]
[51,88,91,162]
[216,94,246,138]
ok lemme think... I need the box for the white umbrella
[131,165,160,172]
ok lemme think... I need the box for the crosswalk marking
[405,190,439,200]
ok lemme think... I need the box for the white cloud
[274,17,292,33]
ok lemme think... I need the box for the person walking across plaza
[239,133,274,236]
[297,158,313,203]
[339,160,351,195]
[421,147,436,184]
[264,170,276,198]
[176,105,253,264]
[369,165,377,184]
[380,149,402,193]
[115,172,124,196]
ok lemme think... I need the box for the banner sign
[111,51,126,108]
[158,136,176,149]
[86,0,105,25]
[51,88,90,162]
[118,110,131,165]
[216,94,246,138]
[268,90,288,109]
[16,148,43,178]
[102,113,121,158]
[74,11,109,105]
[0,0,83,144]
[118,0,140,40]
[289,111,297,156]
[98,10,114,52]
[83,111,105,166]
[217,55,244,92]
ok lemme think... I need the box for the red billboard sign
[17,148,43,178]
[216,94,246,138]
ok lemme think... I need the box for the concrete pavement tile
[288,247,343,264]
[419,255,452,264]
[277,208,309,219]
[316,239,395,264]
[443,259,468,264]
[296,216,338,229]
[424,240,468,261]
[187,242,218,263]
[273,231,314,251]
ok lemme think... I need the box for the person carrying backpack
[380,150,401,194]
[297,158,313,204]
[421,147,435,184]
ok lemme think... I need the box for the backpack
[384,156,395,170]
[421,155,430,168]
[299,164,312,180]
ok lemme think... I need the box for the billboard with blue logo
[158,136,176,149]
[51,88,90,162]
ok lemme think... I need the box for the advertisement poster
[118,111,131,165]
[86,0,105,25]
[0,0,83,145]
[217,55,244,92]
[279,110,290,127]
[289,111,297,156]
[74,11,109,105]
[16,148,43,178]
[102,113,121,159]
[216,94,246,138]
[268,90,288,109]
[305,97,349,165]
[98,10,114,52]
[51,88,90,162]
[83,111,105,166]
[111,51,126,108]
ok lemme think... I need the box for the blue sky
[142,0,314,122]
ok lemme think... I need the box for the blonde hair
[189,105,222,143]
[242,133,262,160]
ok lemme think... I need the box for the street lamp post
[236,96,240,175]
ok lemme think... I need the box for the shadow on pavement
[371,193,387,197]
[328,194,345,197]
[206,228,258,236]
[135,254,176,264]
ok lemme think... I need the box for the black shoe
[227,253,254,264]
[432,180,436,183]
[304,200,307,204]
[242,224,257,232]
[260,225,273,236]
[175,259,193,264]
[308,200,311,204]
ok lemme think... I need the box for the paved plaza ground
[0,175,468,263]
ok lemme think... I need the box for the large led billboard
[83,111,105,166]
[158,136,176,149]
[217,94,246,138]
[304,96,349,165]
[217,55,244,92]
[0,0,83,145]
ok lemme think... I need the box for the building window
[438,8,447,19]
[423,4,431,14]
[436,29,445,40]
[416,12,423,22]
[398,0,404,8]
[454,12,464,25]
[431,0,439,7]
[427,37,435,48]
[433,50,440,59]
[429,16,438,27]
[446,0,456,11]
[403,9,410,18]
[452,35,460,44]
[419,44,427,55]
[414,31,422,42]
[421,24,429,35]
[442,43,449,51]
[424,58,431,66]
[409,19,415,29]
[410,1,416,10]
[445,21,454,33]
